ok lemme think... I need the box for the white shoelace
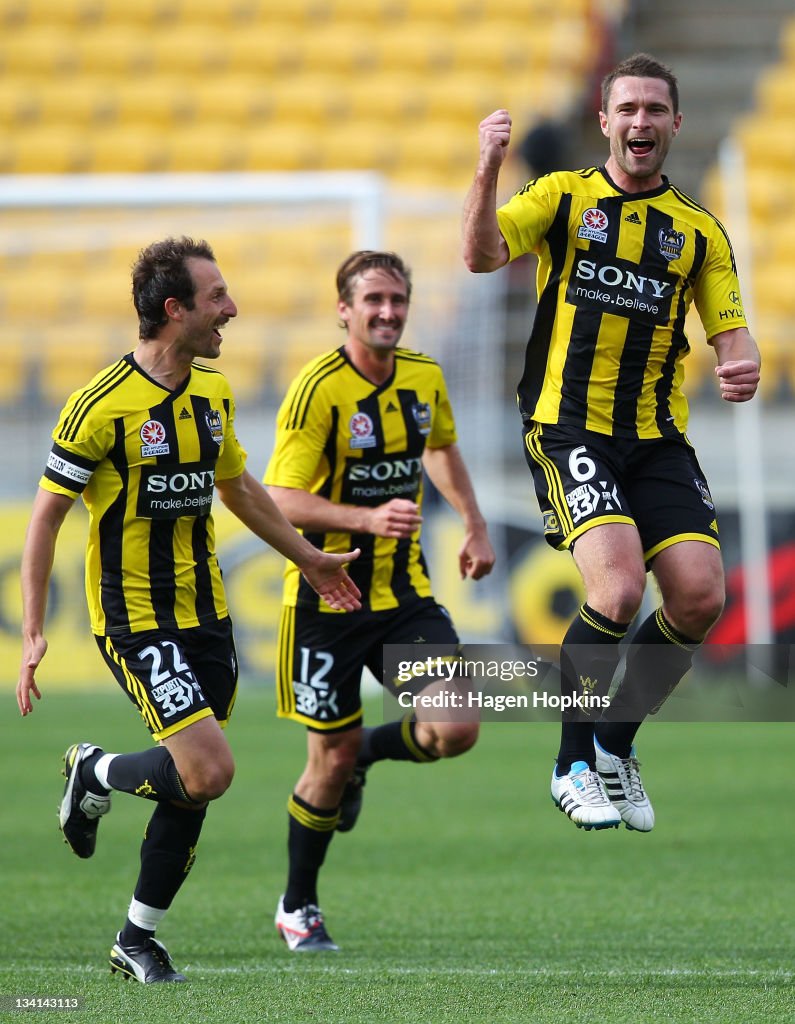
[571,767,612,807]
[614,756,646,802]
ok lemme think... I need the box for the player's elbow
[463,248,502,274]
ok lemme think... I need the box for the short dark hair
[132,236,216,339]
[336,250,412,307]
[601,53,679,115]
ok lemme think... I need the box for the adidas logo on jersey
[179,408,192,420]
[624,211,642,225]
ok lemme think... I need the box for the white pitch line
[4,965,791,980]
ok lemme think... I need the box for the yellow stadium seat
[1,27,73,75]
[34,76,116,126]
[240,125,320,171]
[267,73,350,126]
[191,76,273,126]
[299,23,377,74]
[107,76,193,128]
[755,64,795,116]
[0,267,74,319]
[0,79,39,125]
[322,0,406,20]
[389,119,477,177]
[2,126,86,173]
[423,72,511,125]
[91,0,179,25]
[373,23,454,72]
[400,0,478,19]
[68,263,134,318]
[0,334,31,404]
[147,26,230,74]
[314,118,396,172]
[38,336,116,407]
[85,126,165,172]
[344,73,429,122]
[480,0,590,16]
[736,118,795,172]
[450,21,541,72]
[164,124,246,172]
[221,24,305,75]
[10,0,99,25]
[751,261,795,321]
[71,26,152,74]
[167,0,265,24]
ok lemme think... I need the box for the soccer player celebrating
[265,250,495,950]
[463,53,760,831]
[17,237,360,982]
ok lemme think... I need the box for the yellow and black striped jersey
[264,345,456,612]
[497,167,748,439]
[40,354,247,635]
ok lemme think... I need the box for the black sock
[283,793,339,912]
[358,718,438,767]
[83,747,194,803]
[119,802,207,947]
[556,604,629,774]
[597,608,700,756]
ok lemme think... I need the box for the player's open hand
[479,109,512,170]
[17,635,46,715]
[715,360,760,402]
[302,549,362,612]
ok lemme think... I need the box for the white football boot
[594,737,655,832]
[275,896,339,952]
[550,760,621,830]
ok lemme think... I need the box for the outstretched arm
[422,444,495,580]
[711,327,761,403]
[18,489,74,715]
[463,109,513,273]
[215,469,361,611]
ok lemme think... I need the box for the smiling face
[173,257,237,360]
[600,75,682,193]
[338,266,409,355]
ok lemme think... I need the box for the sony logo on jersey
[145,469,216,493]
[137,461,216,519]
[348,457,423,481]
[574,259,672,299]
[568,252,674,327]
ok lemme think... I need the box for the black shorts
[276,598,460,731]
[96,617,238,741]
[523,422,721,564]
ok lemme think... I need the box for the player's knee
[180,757,235,803]
[669,585,725,640]
[431,721,479,758]
[314,737,360,788]
[590,576,645,624]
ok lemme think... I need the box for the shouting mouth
[628,137,655,156]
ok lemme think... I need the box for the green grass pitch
[1,685,792,1024]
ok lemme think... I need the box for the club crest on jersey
[349,411,376,449]
[658,228,685,262]
[205,409,224,444]
[411,402,431,436]
[577,208,609,243]
[140,419,170,457]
